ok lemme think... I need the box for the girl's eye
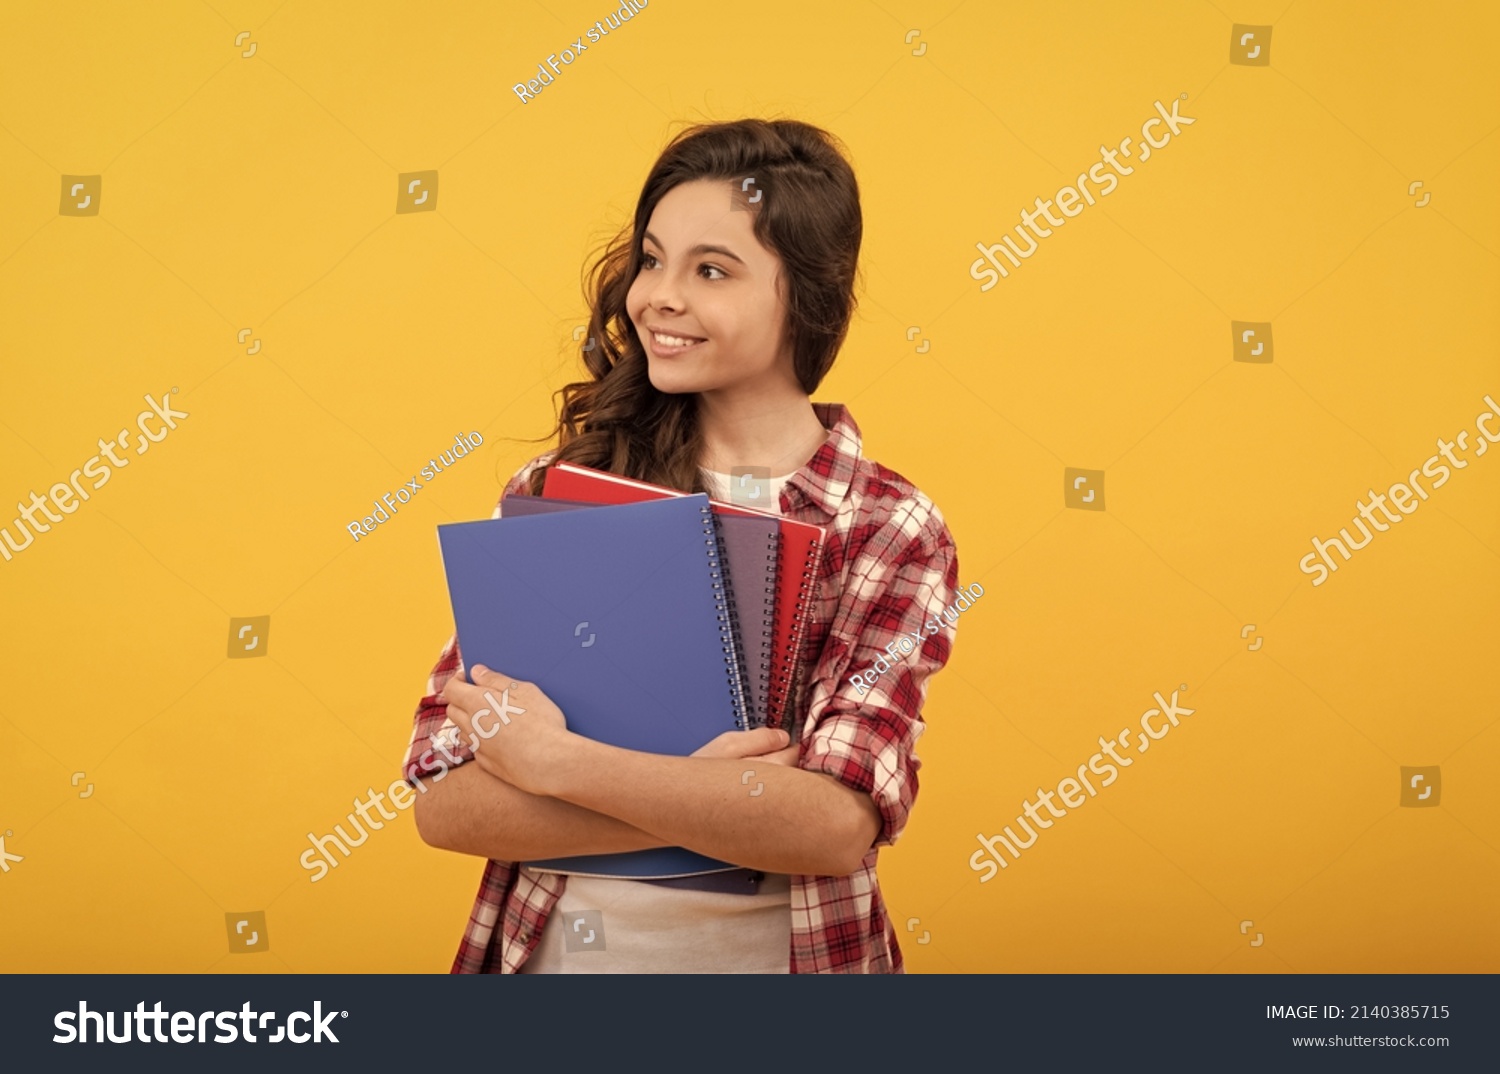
[640,252,726,280]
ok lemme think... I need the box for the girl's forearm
[539,736,878,877]
[412,761,669,861]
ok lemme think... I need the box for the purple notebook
[436,494,748,879]
[502,494,780,728]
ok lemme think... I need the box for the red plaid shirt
[402,402,961,972]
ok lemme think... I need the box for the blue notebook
[501,493,780,729]
[435,494,750,879]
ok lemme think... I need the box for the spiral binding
[747,526,776,730]
[711,511,759,728]
[702,503,751,730]
[766,529,822,736]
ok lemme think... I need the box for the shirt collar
[783,402,860,519]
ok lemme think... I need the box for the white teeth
[653,331,702,347]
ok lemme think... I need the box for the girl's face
[626,178,796,397]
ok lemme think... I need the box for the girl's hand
[692,726,800,768]
[437,664,571,795]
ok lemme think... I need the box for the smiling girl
[402,118,962,973]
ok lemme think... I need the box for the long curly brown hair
[523,118,864,496]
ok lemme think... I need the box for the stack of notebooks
[435,462,826,880]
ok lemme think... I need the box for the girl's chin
[647,365,717,395]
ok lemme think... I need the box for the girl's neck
[696,392,828,479]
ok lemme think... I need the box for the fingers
[746,727,791,754]
[436,673,472,711]
[689,731,728,758]
[691,727,791,759]
[445,700,476,743]
[690,730,741,758]
[437,677,486,748]
[467,665,539,713]
[471,664,527,693]
[441,664,518,700]
[759,743,801,767]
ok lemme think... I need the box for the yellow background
[2,0,1497,973]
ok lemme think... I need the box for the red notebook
[542,461,826,734]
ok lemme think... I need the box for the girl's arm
[531,737,882,877]
[413,762,667,861]
[412,726,794,861]
[446,522,961,877]
[401,617,664,861]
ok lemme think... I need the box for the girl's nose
[641,263,689,312]
[646,279,681,312]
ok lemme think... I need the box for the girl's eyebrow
[642,230,746,266]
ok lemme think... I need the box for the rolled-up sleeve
[798,510,961,850]
[401,629,475,786]
[401,458,551,786]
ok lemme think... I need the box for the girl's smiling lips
[645,324,707,357]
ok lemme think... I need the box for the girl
[404,118,961,973]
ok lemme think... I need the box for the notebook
[436,494,748,879]
[542,461,827,736]
[501,494,780,729]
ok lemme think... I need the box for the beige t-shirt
[519,468,794,973]
[518,871,793,973]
